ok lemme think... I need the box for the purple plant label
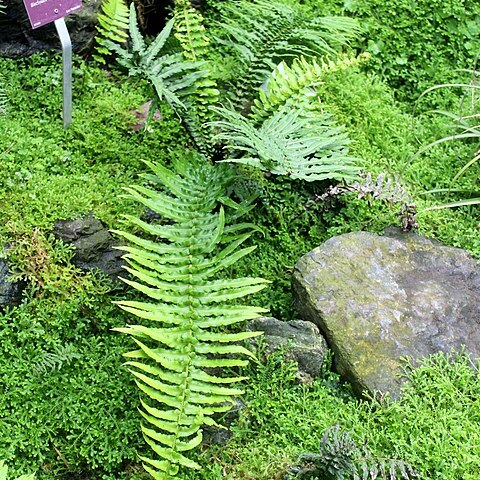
[23,0,83,29]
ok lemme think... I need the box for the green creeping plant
[114,154,269,479]
[0,460,35,480]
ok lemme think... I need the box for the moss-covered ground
[1,2,479,478]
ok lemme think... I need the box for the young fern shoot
[114,155,268,479]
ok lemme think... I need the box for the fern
[105,3,208,111]
[32,343,81,375]
[0,460,35,480]
[287,426,418,480]
[317,173,413,205]
[251,53,370,124]
[94,0,130,64]
[113,154,268,479]
[173,0,220,153]
[210,106,359,182]
[214,0,360,103]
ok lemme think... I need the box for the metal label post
[54,18,72,128]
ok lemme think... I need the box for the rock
[54,213,125,282]
[0,0,101,57]
[248,317,329,381]
[0,256,26,309]
[292,228,480,399]
[202,399,245,446]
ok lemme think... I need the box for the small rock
[202,399,245,446]
[248,317,329,380]
[0,256,26,309]
[54,213,125,282]
[130,101,162,132]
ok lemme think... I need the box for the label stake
[54,18,72,128]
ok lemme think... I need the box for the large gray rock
[0,0,100,57]
[292,228,480,399]
[248,317,329,382]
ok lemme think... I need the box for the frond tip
[115,155,268,479]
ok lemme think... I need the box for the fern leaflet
[173,0,220,153]
[104,4,209,111]
[114,154,268,479]
[251,53,370,124]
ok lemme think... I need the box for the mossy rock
[293,228,480,399]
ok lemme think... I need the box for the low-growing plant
[286,426,417,480]
[0,460,35,480]
[341,0,480,106]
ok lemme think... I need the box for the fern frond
[115,155,268,479]
[0,460,35,480]
[251,53,370,124]
[215,0,360,102]
[105,4,209,113]
[173,1,220,153]
[94,0,129,64]
[32,343,81,375]
[173,0,210,62]
[210,106,360,182]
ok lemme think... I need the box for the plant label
[23,0,82,29]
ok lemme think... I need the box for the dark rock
[292,228,480,399]
[202,399,245,446]
[248,317,329,381]
[54,213,125,282]
[0,0,100,57]
[0,257,26,309]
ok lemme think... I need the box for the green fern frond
[251,53,370,124]
[173,0,210,62]
[288,427,418,480]
[115,155,268,479]
[214,0,361,102]
[32,343,81,375]
[0,460,35,480]
[106,4,211,117]
[94,0,129,64]
[210,106,360,182]
[173,1,220,153]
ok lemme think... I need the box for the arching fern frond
[114,154,268,479]
[214,0,360,103]
[251,53,370,124]
[210,106,360,182]
[94,0,129,64]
